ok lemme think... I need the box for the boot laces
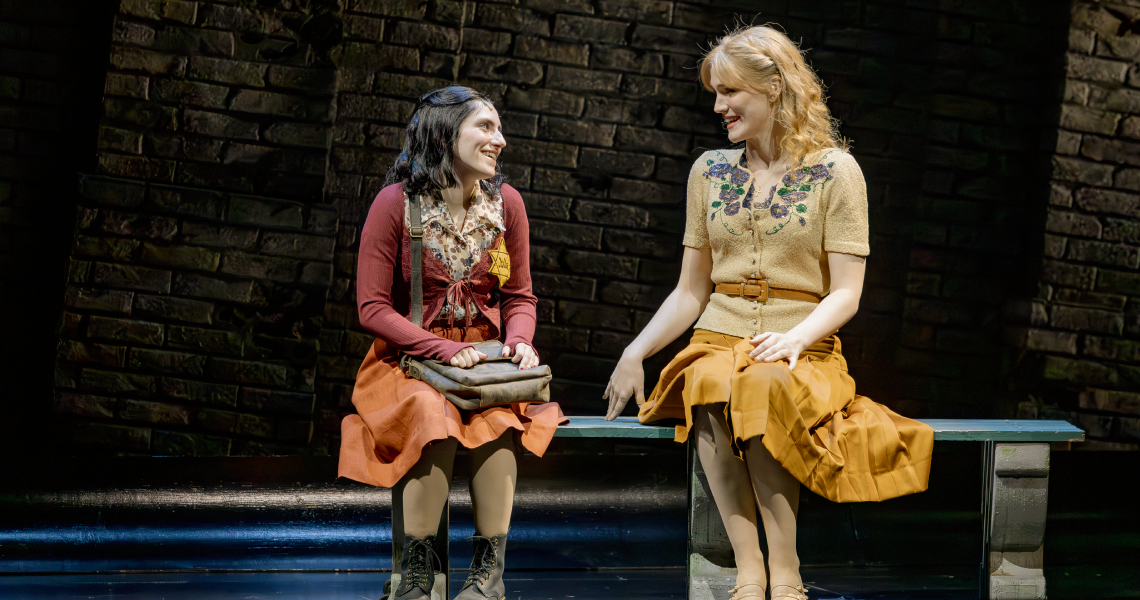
[404,537,441,589]
[466,536,499,585]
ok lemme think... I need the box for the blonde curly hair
[700,25,848,161]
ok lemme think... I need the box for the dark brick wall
[1008,0,1140,450]
[9,0,1131,456]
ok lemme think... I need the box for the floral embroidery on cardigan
[702,150,748,236]
[764,151,837,236]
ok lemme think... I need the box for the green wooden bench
[390,416,1085,600]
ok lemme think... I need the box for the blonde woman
[603,26,934,600]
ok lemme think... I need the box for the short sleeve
[821,151,870,257]
[683,153,712,249]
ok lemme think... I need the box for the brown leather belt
[714,279,821,303]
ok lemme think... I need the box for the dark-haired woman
[339,86,566,600]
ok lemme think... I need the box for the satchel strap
[409,193,424,328]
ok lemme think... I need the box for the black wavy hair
[386,86,503,198]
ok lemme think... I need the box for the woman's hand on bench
[603,356,645,421]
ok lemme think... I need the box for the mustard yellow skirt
[638,330,934,503]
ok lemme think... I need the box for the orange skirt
[638,330,933,503]
[338,322,567,488]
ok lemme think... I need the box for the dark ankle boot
[385,535,440,600]
[453,534,507,600]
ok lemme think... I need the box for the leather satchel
[399,194,552,411]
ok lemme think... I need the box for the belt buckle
[743,279,769,302]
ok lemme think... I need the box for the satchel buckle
[742,278,769,302]
[409,226,424,238]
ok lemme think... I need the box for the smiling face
[710,68,777,145]
[452,102,506,184]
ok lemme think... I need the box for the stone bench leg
[390,480,449,600]
[687,441,737,600]
[982,442,1050,600]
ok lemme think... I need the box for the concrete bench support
[983,442,1050,600]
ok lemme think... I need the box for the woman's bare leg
[692,405,768,591]
[469,431,518,537]
[743,438,802,590]
[401,437,458,538]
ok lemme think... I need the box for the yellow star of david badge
[489,237,511,287]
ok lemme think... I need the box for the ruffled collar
[407,186,505,237]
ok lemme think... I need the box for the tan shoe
[770,583,809,600]
[728,582,765,600]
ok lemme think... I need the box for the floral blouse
[403,187,505,321]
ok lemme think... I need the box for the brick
[903,297,974,326]
[514,35,589,67]
[99,127,142,154]
[236,413,275,438]
[160,377,238,406]
[1071,3,1124,37]
[168,325,245,354]
[194,408,238,433]
[464,55,545,85]
[98,209,178,240]
[92,263,171,294]
[1079,388,1140,415]
[534,167,608,197]
[600,280,664,308]
[1017,328,1078,354]
[1104,218,1140,244]
[610,178,683,204]
[530,219,602,248]
[534,325,590,353]
[1060,105,1121,135]
[339,94,415,122]
[604,229,677,258]
[150,27,233,57]
[73,235,141,262]
[152,431,230,456]
[584,97,657,126]
[472,5,547,35]
[1075,188,1140,218]
[1052,156,1114,186]
[198,4,283,33]
[1041,259,1096,289]
[133,294,213,324]
[220,252,299,282]
[1097,269,1140,295]
[300,260,333,285]
[614,126,690,157]
[121,399,191,425]
[1117,169,1140,192]
[551,15,625,44]
[207,357,288,386]
[137,242,222,271]
[1042,355,1118,387]
[559,300,632,330]
[172,273,253,303]
[53,392,115,418]
[227,196,304,228]
[82,368,157,395]
[630,23,707,54]
[87,315,164,345]
[257,232,335,261]
[1045,209,1101,238]
[182,109,259,140]
[103,73,147,99]
[1054,288,1128,311]
[388,21,460,51]
[230,90,326,120]
[238,388,314,417]
[129,348,207,377]
[532,272,596,300]
[351,0,426,18]
[340,42,420,71]
[187,56,267,87]
[80,177,147,209]
[1051,305,1124,335]
[463,28,512,54]
[63,286,134,314]
[262,122,328,148]
[1081,136,1140,166]
[504,87,584,116]
[578,148,654,178]
[109,47,186,75]
[102,98,176,130]
[620,75,698,104]
[502,138,578,168]
[58,340,128,367]
[599,0,672,23]
[1067,53,1129,83]
[575,200,650,229]
[1085,336,1140,364]
[591,47,663,75]
[1066,239,1140,268]
[72,423,151,451]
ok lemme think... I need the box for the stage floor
[0,567,979,600]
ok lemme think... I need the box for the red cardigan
[356,183,538,362]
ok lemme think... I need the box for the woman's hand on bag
[603,356,645,421]
[503,342,540,370]
[749,331,807,370]
[449,346,488,368]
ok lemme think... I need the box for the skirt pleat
[339,322,566,488]
[638,330,933,503]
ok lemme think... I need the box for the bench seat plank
[555,417,1084,442]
